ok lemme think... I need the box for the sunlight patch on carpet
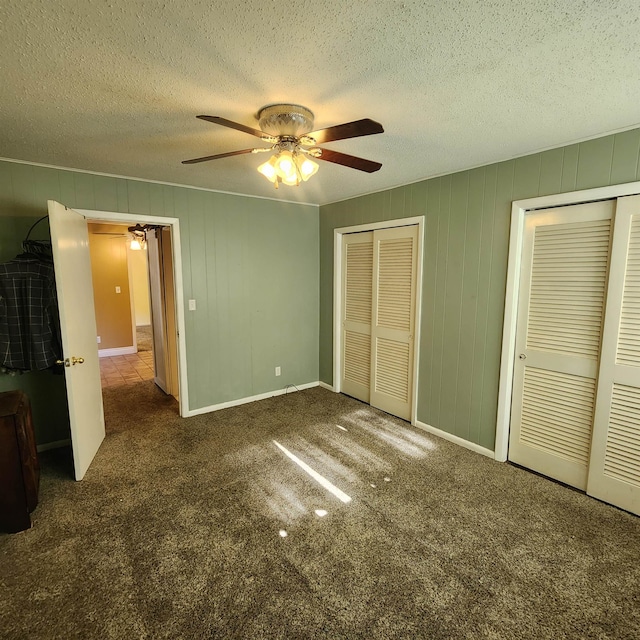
[273,440,352,504]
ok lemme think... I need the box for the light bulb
[281,173,299,186]
[297,156,319,181]
[279,159,293,173]
[130,238,142,251]
[257,155,279,182]
[274,151,297,181]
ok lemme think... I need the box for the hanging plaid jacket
[0,254,62,372]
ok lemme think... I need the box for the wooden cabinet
[0,390,40,533]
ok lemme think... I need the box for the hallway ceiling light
[128,224,147,250]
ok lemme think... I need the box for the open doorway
[47,202,188,479]
[87,220,179,406]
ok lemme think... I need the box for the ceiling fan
[182,104,384,188]
[89,223,161,250]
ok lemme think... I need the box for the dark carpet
[1,383,639,639]
[136,325,152,352]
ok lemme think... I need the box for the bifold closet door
[588,195,640,516]
[370,225,418,421]
[508,201,614,490]
[341,231,373,403]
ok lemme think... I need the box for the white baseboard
[318,381,336,392]
[414,421,495,459]
[37,438,71,453]
[186,381,320,417]
[99,346,137,357]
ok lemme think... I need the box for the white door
[341,231,373,402]
[147,229,169,393]
[370,225,419,421]
[508,201,614,489]
[588,195,640,515]
[48,200,105,481]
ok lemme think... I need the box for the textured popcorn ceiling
[1,1,639,206]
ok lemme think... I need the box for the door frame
[76,208,189,417]
[495,180,640,462]
[332,216,425,425]
[125,241,140,353]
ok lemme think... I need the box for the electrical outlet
[188,299,197,311]
[96,336,101,344]
[115,286,121,294]
[275,366,281,376]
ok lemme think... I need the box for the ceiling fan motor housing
[258,104,314,137]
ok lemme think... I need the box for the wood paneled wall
[319,129,640,451]
[0,162,319,444]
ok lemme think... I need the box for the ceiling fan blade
[92,232,128,236]
[182,149,257,164]
[307,118,384,144]
[315,149,382,173]
[197,115,268,139]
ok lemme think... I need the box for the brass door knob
[71,356,85,365]
[56,358,71,367]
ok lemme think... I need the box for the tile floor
[99,351,155,387]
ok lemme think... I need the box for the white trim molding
[333,216,425,425]
[98,346,137,357]
[318,381,336,392]
[415,421,494,459]
[0,157,318,208]
[495,180,640,462]
[185,381,320,417]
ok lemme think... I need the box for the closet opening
[497,182,640,516]
[333,216,424,425]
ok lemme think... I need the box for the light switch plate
[188,299,197,311]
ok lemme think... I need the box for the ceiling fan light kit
[183,104,384,188]
[257,148,319,189]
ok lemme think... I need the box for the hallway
[99,325,154,387]
[99,352,154,387]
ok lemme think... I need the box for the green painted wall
[0,160,319,444]
[319,128,640,451]
[0,215,70,444]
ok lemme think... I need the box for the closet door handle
[56,358,71,367]
[71,356,85,365]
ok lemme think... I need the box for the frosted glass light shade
[281,172,299,186]
[257,149,320,187]
[274,151,296,181]
[297,156,318,181]
[257,156,278,182]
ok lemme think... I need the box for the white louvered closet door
[508,200,614,490]
[588,195,640,515]
[341,232,374,403]
[370,225,418,420]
